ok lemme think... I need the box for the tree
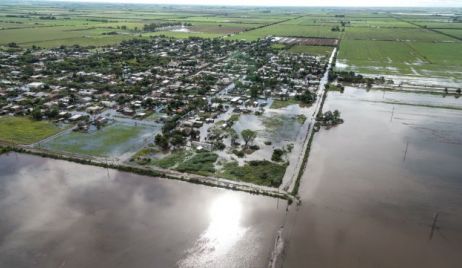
[333,110,340,119]
[155,134,169,150]
[31,106,42,121]
[170,133,186,147]
[250,86,259,99]
[241,129,257,148]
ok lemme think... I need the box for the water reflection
[0,154,285,268]
[178,194,247,267]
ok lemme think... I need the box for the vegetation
[271,148,284,162]
[241,129,257,148]
[0,116,61,144]
[220,160,287,187]
[42,123,153,157]
[315,110,344,129]
[151,150,190,169]
[176,152,218,175]
[271,98,300,109]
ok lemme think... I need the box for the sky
[50,0,462,8]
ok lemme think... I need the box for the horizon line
[16,0,462,9]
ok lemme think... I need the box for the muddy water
[283,87,462,267]
[0,154,286,268]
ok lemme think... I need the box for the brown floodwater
[0,153,287,268]
[282,87,462,267]
[1,87,462,268]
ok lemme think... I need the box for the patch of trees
[331,25,344,32]
[102,31,119,35]
[315,110,344,130]
[295,90,317,104]
[330,71,387,87]
[39,16,56,20]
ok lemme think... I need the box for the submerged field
[42,123,159,158]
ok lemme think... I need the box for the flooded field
[0,153,286,268]
[40,122,161,160]
[283,87,462,267]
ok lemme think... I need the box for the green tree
[31,106,42,121]
[155,134,169,150]
[241,129,257,148]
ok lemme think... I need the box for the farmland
[1,2,461,81]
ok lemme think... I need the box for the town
[0,36,330,187]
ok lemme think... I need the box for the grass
[42,123,155,157]
[176,152,218,175]
[151,151,218,175]
[228,113,240,122]
[271,98,300,109]
[0,116,61,144]
[220,160,287,187]
[151,150,190,169]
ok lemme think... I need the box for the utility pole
[429,212,440,240]
[390,106,395,122]
[403,140,409,162]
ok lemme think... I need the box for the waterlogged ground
[0,153,286,268]
[41,122,160,159]
[283,87,462,267]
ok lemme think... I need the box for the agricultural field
[0,3,295,47]
[0,116,63,145]
[41,123,159,158]
[232,24,343,40]
[337,40,462,78]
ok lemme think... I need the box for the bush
[233,149,245,158]
[271,148,284,162]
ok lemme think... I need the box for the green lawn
[0,116,61,144]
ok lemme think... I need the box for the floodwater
[283,87,462,267]
[0,153,286,268]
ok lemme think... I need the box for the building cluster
[0,37,327,143]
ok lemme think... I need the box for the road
[280,48,338,192]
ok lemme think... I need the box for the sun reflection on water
[178,193,247,267]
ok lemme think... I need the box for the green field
[0,116,62,144]
[232,24,343,40]
[42,123,158,157]
[0,2,460,80]
[337,40,462,77]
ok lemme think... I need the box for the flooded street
[0,154,286,268]
[283,87,462,267]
